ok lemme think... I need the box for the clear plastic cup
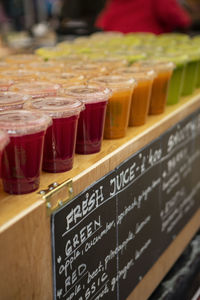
[90,57,128,73]
[0,130,9,173]
[0,69,38,82]
[91,76,136,139]
[114,69,155,126]
[67,63,107,78]
[37,72,85,87]
[64,85,112,154]
[132,61,174,114]
[181,52,199,96]
[10,81,60,99]
[28,61,64,73]
[5,54,41,65]
[0,110,51,194]
[150,54,188,105]
[25,97,84,173]
[0,92,30,110]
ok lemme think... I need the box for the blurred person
[96,0,192,34]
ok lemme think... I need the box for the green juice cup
[179,48,200,96]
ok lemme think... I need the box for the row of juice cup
[0,33,199,195]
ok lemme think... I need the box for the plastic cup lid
[64,85,112,103]
[0,130,9,151]
[26,96,85,118]
[10,81,60,99]
[113,68,156,80]
[0,92,30,110]
[91,75,136,91]
[0,69,38,81]
[5,54,40,63]
[135,60,175,72]
[0,110,52,136]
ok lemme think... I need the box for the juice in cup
[0,69,38,82]
[0,110,51,194]
[0,130,9,172]
[151,54,188,105]
[196,61,200,88]
[91,76,136,139]
[64,85,112,154]
[5,54,41,65]
[114,69,155,126]
[25,97,84,173]
[10,81,60,99]
[0,92,30,110]
[181,54,199,96]
[37,72,86,87]
[132,61,174,114]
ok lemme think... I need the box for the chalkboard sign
[51,109,200,300]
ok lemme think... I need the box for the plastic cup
[64,85,112,154]
[5,54,41,65]
[150,55,188,105]
[0,69,38,82]
[0,110,51,194]
[114,69,155,126]
[90,57,128,73]
[91,75,136,138]
[68,63,107,78]
[181,54,199,96]
[196,61,200,88]
[0,130,9,173]
[37,72,85,87]
[0,92,30,110]
[25,97,84,173]
[28,61,64,73]
[132,61,174,114]
[10,81,60,99]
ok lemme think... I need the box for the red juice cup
[64,85,112,154]
[25,97,84,173]
[0,110,51,194]
[9,81,60,99]
[0,130,9,173]
[0,92,30,110]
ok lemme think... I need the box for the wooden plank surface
[1,90,200,231]
[127,209,200,300]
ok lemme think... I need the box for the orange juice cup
[37,72,86,87]
[91,75,136,139]
[10,81,60,99]
[113,68,155,126]
[91,58,128,73]
[132,61,174,115]
[5,54,41,65]
[0,69,38,82]
[68,63,107,79]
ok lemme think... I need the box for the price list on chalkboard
[51,110,200,300]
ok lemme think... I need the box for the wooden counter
[1,91,200,300]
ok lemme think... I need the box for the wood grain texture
[0,202,53,300]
